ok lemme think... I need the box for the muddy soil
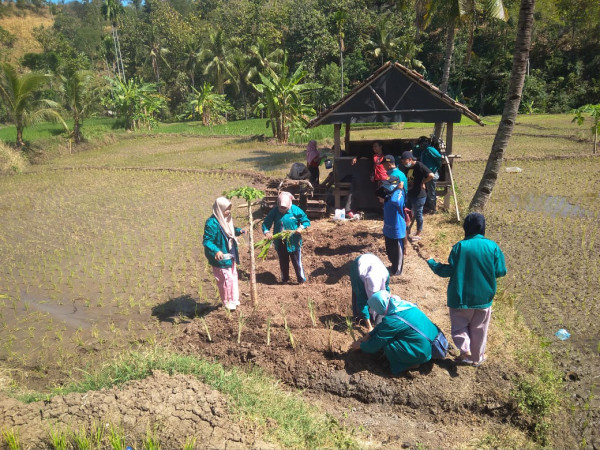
[0,217,573,448]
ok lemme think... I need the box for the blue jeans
[407,195,426,232]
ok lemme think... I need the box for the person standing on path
[400,151,434,241]
[203,197,246,311]
[262,191,311,284]
[350,253,391,332]
[306,140,325,187]
[427,213,507,366]
[381,175,407,276]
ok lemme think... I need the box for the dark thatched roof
[307,62,484,128]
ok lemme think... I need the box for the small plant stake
[201,317,212,342]
[237,311,247,344]
[266,316,272,346]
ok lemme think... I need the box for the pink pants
[212,264,239,308]
[449,307,492,364]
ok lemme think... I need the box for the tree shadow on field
[319,313,349,332]
[237,150,299,167]
[151,295,217,324]
[310,260,352,284]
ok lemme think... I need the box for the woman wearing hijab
[351,290,440,374]
[306,140,324,186]
[427,213,506,366]
[262,191,311,284]
[350,253,390,332]
[203,197,246,311]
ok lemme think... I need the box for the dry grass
[0,142,28,174]
[0,12,52,63]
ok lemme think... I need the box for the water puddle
[509,193,591,218]
[21,295,92,329]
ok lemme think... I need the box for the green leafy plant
[254,230,294,260]
[307,298,317,327]
[573,103,600,154]
[2,428,21,450]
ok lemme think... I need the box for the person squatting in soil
[427,213,506,366]
[350,253,391,332]
[305,140,326,187]
[203,197,246,311]
[351,290,440,375]
[380,175,408,276]
[262,191,311,284]
[400,150,434,241]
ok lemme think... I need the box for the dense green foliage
[0,0,599,140]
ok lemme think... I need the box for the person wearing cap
[381,175,407,276]
[203,197,247,311]
[427,213,506,366]
[350,253,391,332]
[350,290,440,375]
[351,141,388,183]
[382,154,408,198]
[262,191,311,284]
[400,150,434,241]
[419,142,443,214]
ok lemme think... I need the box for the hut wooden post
[444,122,454,210]
[334,123,342,209]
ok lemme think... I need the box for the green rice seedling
[266,317,272,346]
[237,311,247,344]
[48,425,68,450]
[142,429,160,450]
[2,428,21,450]
[345,316,356,342]
[283,316,296,350]
[107,423,126,450]
[201,317,212,342]
[307,298,316,327]
[183,437,196,450]
[71,427,91,450]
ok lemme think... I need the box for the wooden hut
[307,61,484,211]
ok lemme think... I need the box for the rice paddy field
[0,113,598,447]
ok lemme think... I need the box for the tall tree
[58,70,101,144]
[367,16,401,66]
[200,29,233,95]
[102,0,126,81]
[0,63,65,148]
[469,0,536,212]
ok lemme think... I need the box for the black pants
[275,242,306,283]
[384,236,405,276]
[308,166,319,186]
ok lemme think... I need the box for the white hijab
[212,197,236,250]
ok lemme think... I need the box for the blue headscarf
[367,290,416,316]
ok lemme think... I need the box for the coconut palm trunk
[433,20,456,139]
[469,0,536,213]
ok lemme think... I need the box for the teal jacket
[203,216,243,268]
[421,146,443,173]
[262,204,310,252]
[360,307,439,374]
[428,235,506,309]
[388,167,408,197]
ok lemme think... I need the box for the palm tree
[58,70,100,144]
[333,10,347,98]
[367,16,401,66]
[0,63,65,148]
[469,0,536,212]
[102,0,126,81]
[248,38,284,80]
[425,0,508,137]
[200,30,233,95]
[229,49,252,120]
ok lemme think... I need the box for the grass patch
[21,347,358,449]
[0,141,28,174]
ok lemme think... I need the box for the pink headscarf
[277,191,294,213]
[306,140,320,166]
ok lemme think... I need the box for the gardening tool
[443,155,460,223]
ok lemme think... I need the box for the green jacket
[360,307,439,374]
[203,216,242,268]
[428,234,506,309]
[262,204,310,252]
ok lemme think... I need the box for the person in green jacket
[427,213,506,366]
[262,191,311,284]
[203,197,246,311]
[351,290,440,375]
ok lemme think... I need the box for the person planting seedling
[262,191,310,284]
[203,197,247,311]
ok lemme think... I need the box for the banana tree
[252,54,319,143]
[224,187,265,307]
